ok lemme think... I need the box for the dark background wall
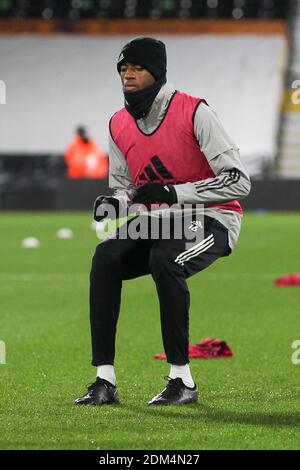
[0,154,299,211]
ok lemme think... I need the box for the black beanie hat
[117,36,167,81]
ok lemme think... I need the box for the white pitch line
[0,273,279,282]
[201,274,278,281]
[0,273,87,281]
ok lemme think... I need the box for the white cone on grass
[56,228,73,239]
[22,237,40,248]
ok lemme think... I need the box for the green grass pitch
[0,212,300,450]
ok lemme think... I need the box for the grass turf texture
[0,212,300,450]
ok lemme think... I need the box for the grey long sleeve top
[108,83,251,249]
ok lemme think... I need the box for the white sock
[169,364,195,388]
[96,365,116,386]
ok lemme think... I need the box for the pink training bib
[110,91,242,214]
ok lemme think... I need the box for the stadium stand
[0,1,292,20]
[277,0,300,177]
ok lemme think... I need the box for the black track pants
[90,215,231,366]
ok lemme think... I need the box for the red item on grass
[275,273,300,287]
[154,337,233,360]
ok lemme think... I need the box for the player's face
[120,63,155,92]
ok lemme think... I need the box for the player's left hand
[132,183,177,205]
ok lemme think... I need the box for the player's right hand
[93,196,120,222]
